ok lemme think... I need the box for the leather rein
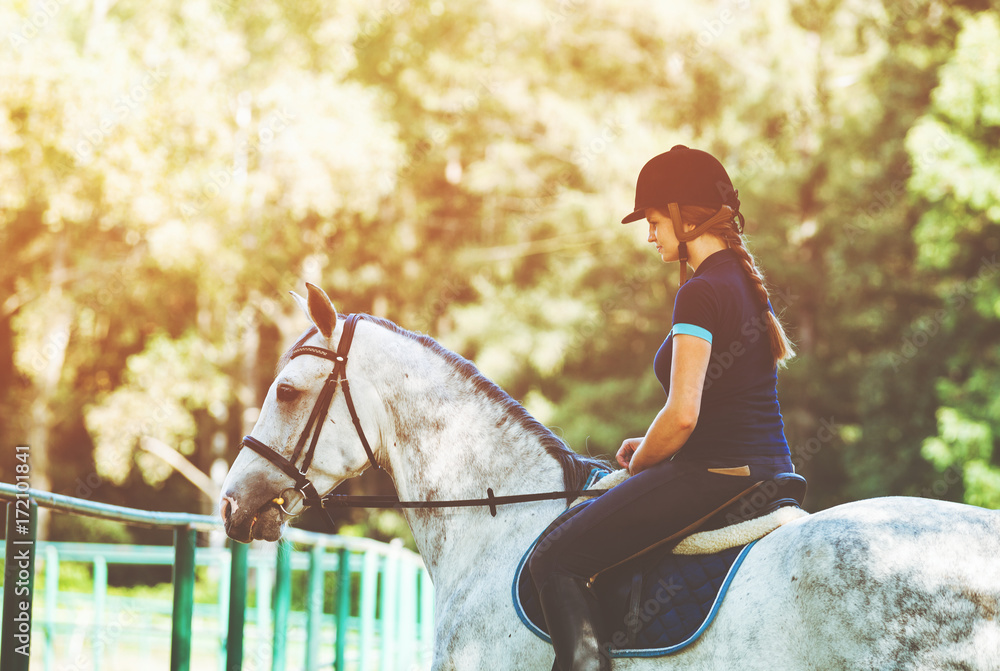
[239,313,608,521]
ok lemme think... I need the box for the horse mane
[278,318,611,493]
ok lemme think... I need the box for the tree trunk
[26,240,73,539]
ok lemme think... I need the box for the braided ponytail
[679,205,795,368]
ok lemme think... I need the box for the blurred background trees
[2,0,997,543]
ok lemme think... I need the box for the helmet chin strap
[667,202,737,286]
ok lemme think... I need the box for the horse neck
[362,326,574,587]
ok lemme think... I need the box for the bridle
[240,313,609,524]
[240,314,379,519]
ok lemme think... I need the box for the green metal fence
[0,484,434,671]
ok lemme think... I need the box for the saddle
[513,471,807,657]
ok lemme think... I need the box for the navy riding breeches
[527,455,793,585]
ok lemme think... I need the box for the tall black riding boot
[538,574,611,671]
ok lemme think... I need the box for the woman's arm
[626,333,712,474]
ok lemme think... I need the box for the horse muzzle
[220,490,286,543]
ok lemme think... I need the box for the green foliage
[907,10,1000,509]
[338,510,418,552]
[3,0,1000,553]
[84,332,232,486]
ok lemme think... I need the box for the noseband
[239,313,610,525]
[240,314,380,515]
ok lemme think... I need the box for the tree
[906,11,1000,508]
[3,0,997,547]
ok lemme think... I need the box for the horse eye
[276,384,301,402]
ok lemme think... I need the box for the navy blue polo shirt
[654,249,790,461]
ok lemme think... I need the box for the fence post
[44,544,59,671]
[272,540,292,671]
[419,568,434,666]
[93,555,108,671]
[305,544,324,671]
[335,546,351,670]
[226,541,248,671]
[397,560,416,670]
[170,526,197,671]
[256,552,271,642]
[2,499,36,671]
[380,541,401,671]
[358,550,377,671]
[0,484,436,671]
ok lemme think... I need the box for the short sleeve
[671,278,719,344]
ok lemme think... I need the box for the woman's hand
[616,438,643,471]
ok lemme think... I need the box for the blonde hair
[679,205,795,368]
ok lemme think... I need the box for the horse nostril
[220,494,242,529]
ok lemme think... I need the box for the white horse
[221,284,1000,670]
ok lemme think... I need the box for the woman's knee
[528,540,557,583]
[528,526,576,583]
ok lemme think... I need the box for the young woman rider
[528,145,798,671]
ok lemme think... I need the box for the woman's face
[646,208,680,263]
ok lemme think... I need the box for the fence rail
[0,483,433,671]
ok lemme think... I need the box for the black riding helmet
[622,145,745,285]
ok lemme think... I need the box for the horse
[220,284,1000,670]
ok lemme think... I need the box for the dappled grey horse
[221,284,1000,670]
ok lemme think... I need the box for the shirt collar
[692,248,739,278]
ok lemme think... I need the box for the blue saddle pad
[513,506,756,658]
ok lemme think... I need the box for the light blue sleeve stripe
[670,323,713,344]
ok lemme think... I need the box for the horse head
[220,283,386,542]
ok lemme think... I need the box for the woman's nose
[648,224,656,242]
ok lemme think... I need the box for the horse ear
[289,291,311,323]
[304,283,338,339]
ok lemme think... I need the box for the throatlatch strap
[336,315,381,471]
[286,314,381,473]
[341,379,380,470]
